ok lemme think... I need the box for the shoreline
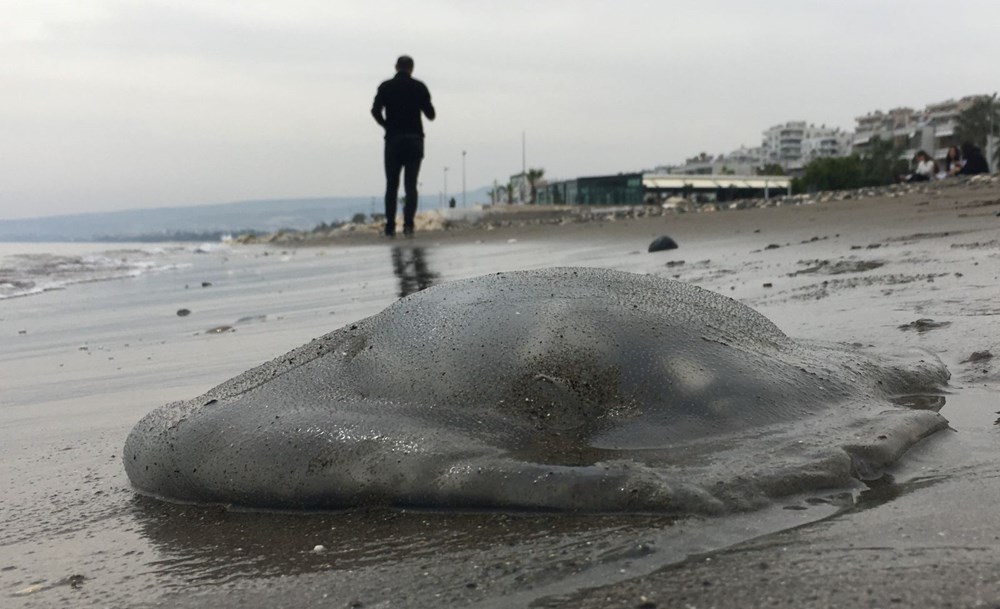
[236,174,1000,248]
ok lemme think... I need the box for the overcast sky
[3,0,999,219]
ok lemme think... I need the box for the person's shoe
[383,230,396,239]
[403,225,414,237]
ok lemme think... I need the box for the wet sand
[2,179,1000,608]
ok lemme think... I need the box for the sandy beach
[3,177,1000,608]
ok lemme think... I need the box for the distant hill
[0,188,492,242]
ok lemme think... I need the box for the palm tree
[525,168,545,204]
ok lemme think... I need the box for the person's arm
[371,86,387,128]
[958,157,977,175]
[422,84,436,121]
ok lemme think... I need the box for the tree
[800,156,865,192]
[526,168,545,204]
[956,93,999,150]
[796,136,907,194]
[858,136,907,187]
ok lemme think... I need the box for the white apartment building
[664,95,989,177]
[666,122,851,176]
[761,122,852,169]
[852,95,985,161]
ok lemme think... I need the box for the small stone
[176,309,191,317]
[648,235,679,252]
[312,544,326,553]
[898,318,950,333]
[763,282,773,288]
[961,350,992,364]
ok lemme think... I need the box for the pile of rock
[236,209,456,244]
[721,174,1000,212]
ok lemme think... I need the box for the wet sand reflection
[391,246,438,297]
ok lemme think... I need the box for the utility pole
[521,131,527,204]
[462,150,467,208]
[443,166,449,208]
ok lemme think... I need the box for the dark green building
[538,173,644,206]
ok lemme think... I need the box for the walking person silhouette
[371,55,436,237]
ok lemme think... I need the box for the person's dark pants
[384,136,424,235]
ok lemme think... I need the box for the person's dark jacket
[959,147,990,175]
[371,73,435,139]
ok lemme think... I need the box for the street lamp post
[462,150,467,208]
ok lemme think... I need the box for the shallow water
[2,214,999,607]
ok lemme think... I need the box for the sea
[0,242,233,300]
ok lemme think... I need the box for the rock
[176,309,191,317]
[898,318,951,333]
[201,282,212,288]
[961,351,992,364]
[648,235,679,252]
[661,196,694,213]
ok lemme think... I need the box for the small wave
[0,250,185,299]
[191,242,231,254]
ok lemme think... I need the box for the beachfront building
[662,149,762,176]
[507,172,531,204]
[662,122,851,177]
[851,95,987,162]
[536,173,792,205]
[538,173,645,206]
[851,107,924,158]
[761,122,852,170]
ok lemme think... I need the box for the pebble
[648,235,679,252]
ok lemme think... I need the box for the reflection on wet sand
[391,246,438,297]
[127,488,880,607]
[129,494,673,585]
